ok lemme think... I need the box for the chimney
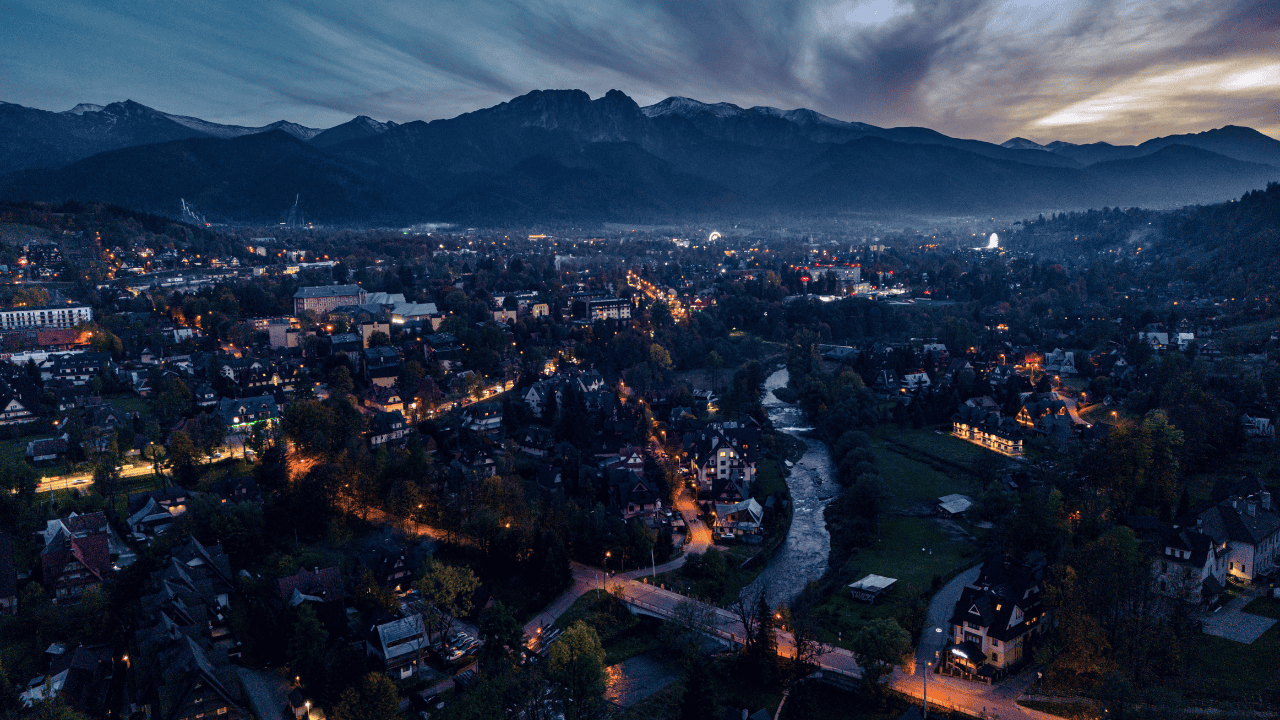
[1247,502,1257,518]
[1263,491,1272,511]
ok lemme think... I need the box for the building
[47,351,113,386]
[0,304,92,330]
[0,382,38,426]
[714,498,764,536]
[41,518,110,603]
[1190,485,1279,583]
[363,346,401,388]
[573,296,632,321]
[369,411,412,448]
[278,566,345,606]
[293,285,367,315]
[131,539,246,720]
[1149,525,1227,605]
[952,406,1024,457]
[461,403,503,434]
[365,614,428,679]
[217,395,279,432]
[686,427,760,492]
[943,554,1049,682]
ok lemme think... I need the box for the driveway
[916,564,981,672]
[1202,589,1277,643]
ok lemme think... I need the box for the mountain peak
[1002,137,1046,150]
[64,103,104,115]
[641,96,745,119]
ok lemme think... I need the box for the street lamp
[925,628,942,718]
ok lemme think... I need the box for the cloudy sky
[2,0,1277,144]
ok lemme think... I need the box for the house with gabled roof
[943,553,1049,682]
[217,395,278,432]
[369,410,412,448]
[1148,525,1227,605]
[41,526,110,603]
[365,613,428,679]
[1189,483,1279,583]
[0,382,39,426]
[607,469,662,519]
[278,566,345,606]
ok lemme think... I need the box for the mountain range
[2,90,1278,224]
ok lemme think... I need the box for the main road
[35,463,155,493]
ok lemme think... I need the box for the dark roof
[41,531,110,585]
[948,554,1048,643]
[278,566,345,603]
[294,284,363,299]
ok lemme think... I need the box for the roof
[938,494,974,514]
[294,284,363,299]
[278,566,345,604]
[390,302,438,317]
[1197,501,1280,546]
[848,574,898,593]
[373,614,426,659]
[715,498,764,525]
[41,531,110,584]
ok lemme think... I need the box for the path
[915,564,981,672]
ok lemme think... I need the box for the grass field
[1215,316,1280,350]
[871,445,976,511]
[876,427,991,469]
[1241,595,1280,620]
[105,394,152,416]
[1185,621,1280,701]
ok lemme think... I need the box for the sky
[1,0,1277,145]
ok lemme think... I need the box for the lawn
[876,427,991,469]
[105,394,152,416]
[1184,621,1280,702]
[754,458,787,502]
[1241,595,1280,620]
[814,515,977,640]
[1215,316,1280,350]
[871,445,976,512]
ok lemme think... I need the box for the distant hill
[2,90,1279,223]
[0,130,429,224]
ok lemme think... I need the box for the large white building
[0,305,92,330]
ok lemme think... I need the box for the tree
[331,672,399,720]
[167,430,200,486]
[549,621,606,720]
[679,663,716,720]
[850,618,911,701]
[413,560,480,646]
[92,459,121,508]
[368,330,390,347]
[288,604,329,688]
[478,601,523,673]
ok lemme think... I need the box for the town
[0,189,1278,720]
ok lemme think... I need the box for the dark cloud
[0,0,1275,143]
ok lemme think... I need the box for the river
[744,367,840,609]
